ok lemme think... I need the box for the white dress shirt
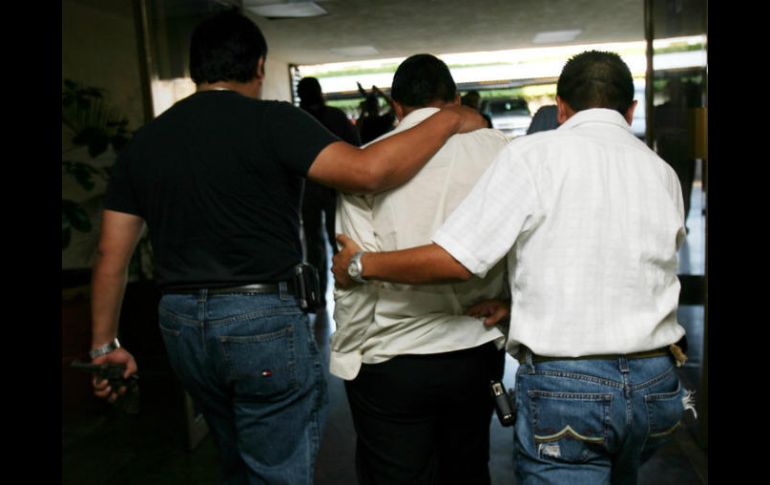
[331,107,509,380]
[433,108,687,358]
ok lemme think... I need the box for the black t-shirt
[104,90,338,288]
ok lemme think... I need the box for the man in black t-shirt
[88,11,485,484]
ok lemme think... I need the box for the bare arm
[331,234,471,288]
[90,209,144,400]
[307,105,485,194]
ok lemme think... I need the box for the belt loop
[618,355,630,373]
[197,289,207,322]
[524,347,534,366]
[279,281,289,301]
[516,345,535,372]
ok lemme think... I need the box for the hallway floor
[61,307,707,484]
[62,185,707,484]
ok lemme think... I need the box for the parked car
[482,98,532,138]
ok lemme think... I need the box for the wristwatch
[347,251,367,284]
[89,338,121,359]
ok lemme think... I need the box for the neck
[197,80,261,99]
[198,81,236,92]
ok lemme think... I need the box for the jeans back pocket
[219,320,303,401]
[529,390,612,463]
[643,382,685,459]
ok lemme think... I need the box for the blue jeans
[513,351,686,485]
[158,286,327,484]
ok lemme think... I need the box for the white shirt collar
[559,108,632,132]
[394,107,441,132]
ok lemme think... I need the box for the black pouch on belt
[490,380,516,427]
[294,263,322,313]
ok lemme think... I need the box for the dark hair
[297,77,324,108]
[461,91,481,109]
[390,54,456,108]
[556,50,634,115]
[189,11,268,85]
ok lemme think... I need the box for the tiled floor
[62,181,707,484]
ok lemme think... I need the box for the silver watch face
[348,260,361,278]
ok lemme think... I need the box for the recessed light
[532,30,582,44]
[245,1,327,18]
[330,46,381,57]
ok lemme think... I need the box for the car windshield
[487,99,529,115]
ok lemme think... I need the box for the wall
[263,57,292,102]
[64,1,292,115]
[62,0,145,130]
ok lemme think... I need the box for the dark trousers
[345,342,505,485]
[302,181,337,304]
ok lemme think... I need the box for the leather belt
[163,282,295,296]
[528,347,670,363]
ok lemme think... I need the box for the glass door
[646,0,708,448]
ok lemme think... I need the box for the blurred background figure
[653,78,700,232]
[356,82,396,144]
[526,104,559,134]
[297,77,361,305]
[461,90,492,128]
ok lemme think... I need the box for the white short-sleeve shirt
[433,108,687,358]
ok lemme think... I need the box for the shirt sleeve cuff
[432,229,489,278]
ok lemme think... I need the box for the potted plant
[62,79,129,245]
[61,79,152,281]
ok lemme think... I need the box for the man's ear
[453,94,462,106]
[256,56,266,80]
[394,100,407,121]
[556,96,574,124]
[624,100,638,126]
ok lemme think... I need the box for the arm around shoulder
[307,106,486,194]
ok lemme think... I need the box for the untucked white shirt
[433,108,687,358]
[331,107,509,380]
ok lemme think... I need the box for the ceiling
[247,0,647,65]
[66,0,706,66]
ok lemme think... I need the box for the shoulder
[481,130,569,174]
[321,106,353,124]
[450,127,509,150]
[263,101,322,129]
[261,99,300,114]
[326,105,348,117]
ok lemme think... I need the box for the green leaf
[62,208,70,229]
[62,200,92,233]
[63,161,103,191]
[70,209,92,232]
[73,171,95,191]
[62,210,72,249]
[88,137,109,158]
[111,134,130,152]
[62,226,71,249]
